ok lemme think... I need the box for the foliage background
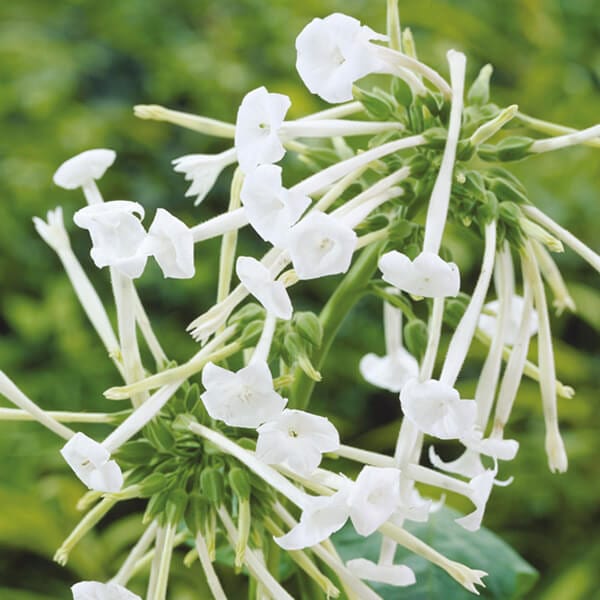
[0,0,598,598]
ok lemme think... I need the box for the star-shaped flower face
[200,360,287,428]
[73,201,148,278]
[478,297,539,345]
[347,466,401,536]
[140,208,195,279]
[71,580,141,600]
[234,86,291,173]
[240,164,310,247]
[400,379,477,440]
[379,250,460,298]
[236,256,293,320]
[359,348,419,393]
[274,486,350,550]
[61,432,123,493]
[53,149,116,190]
[256,409,340,476]
[295,13,387,103]
[287,211,357,280]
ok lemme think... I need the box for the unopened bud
[403,319,428,360]
[467,64,493,106]
[293,312,323,347]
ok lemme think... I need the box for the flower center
[288,427,299,438]
[319,237,334,252]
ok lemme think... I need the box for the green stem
[290,242,385,410]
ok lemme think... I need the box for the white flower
[71,580,141,600]
[140,208,195,279]
[274,487,350,550]
[73,201,148,278]
[53,149,116,191]
[346,558,416,587]
[454,468,497,532]
[359,349,419,393]
[234,86,290,173]
[172,148,237,206]
[478,297,539,345]
[256,409,340,476]
[288,211,357,280]
[400,379,477,440]
[428,447,486,479]
[379,251,460,298]
[240,164,310,247]
[295,13,387,103]
[61,432,123,493]
[200,360,286,428]
[236,256,293,320]
[347,466,400,536]
[396,480,435,523]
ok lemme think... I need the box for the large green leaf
[333,507,538,599]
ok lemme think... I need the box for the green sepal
[353,85,397,120]
[144,418,175,452]
[391,77,413,107]
[404,319,429,361]
[229,467,251,501]
[166,488,188,523]
[139,472,171,498]
[113,439,156,467]
[467,64,493,105]
[200,467,225,505]
[228,302,265,327]
[488,177,529,205]
[293,312,323,348]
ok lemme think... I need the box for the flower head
[256,409,340,476]
[73,201,148,278]
[379,251,460,298]
[295,13,387,103]
[288,211,357,280]
[400,379,477,440]
[200,360,286,428]
[275,487,350,550]
[478,297,539,345]
[172,148,237,206]
[240,164,310,247]
[347,466,400,536]
[61,432,123,493]
[140,208,195,279]
[53,149,116,190]
[234,86,291,173]
[71,580,141,600]
[236,256,293,320]
[359,349,419,393]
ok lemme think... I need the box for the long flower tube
[194,533,227,600]
[515,111,600,149]
[532,241,576,315]
[111,521,159,587]
[530,123,600,153]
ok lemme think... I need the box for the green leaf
[332,506,538,599]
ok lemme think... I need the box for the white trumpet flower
[478,297,538,345]
[71,580,141,600]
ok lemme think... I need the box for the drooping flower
[287,211,357,280]
[346,558,416,587]
[234,86,291,173]
[71,580,141,600]
[172,148,237,206]
[359,349,419,393]
[379,251,460,298]
[200,360,286,428]
[53,149,116,206]
[73,201,148,278]
[275,487,350,550]
[256,409,340,476]
[400,379,477,440]
[478,297,539,345]
[295,13,387,103]
[61,432,123,493]
[140,208,195,279]
[236,256,293,320]
[347,466,401,536]
[240,164,310,247]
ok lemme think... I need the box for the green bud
[418,92,441,116]
[236,437,257,452]
[355,213,390,234]
[238,320,265,348]
[293,312,323,348]
[139,472,171,498]
[228,468,251,500]
[423,127,447,149]
[144,418,175,452]
[172,413,197,432]
[184,383,201,413]
[467,64,493,106]
[113,440,156,467]
[456,139,475,161]
[403,319,428,360]
[444,294,470,327]
[408,104,424,132]
[476,190,499,223]
[143,490,169,524]
[200,468,225,505]
[485,167,527,194]
[488,177,529,205]
[464,171,486,196]
[387,218,415,243]
[498,201,523,224]
[353,85,396,120]
[478,136,534,162]
[407,154,430,178]
[228,302,265,326]
[166,488,188,523]
[281,331,305,365]
[185,492,211,535]
[391,77,413,106]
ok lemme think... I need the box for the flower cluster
[1,5,599,600]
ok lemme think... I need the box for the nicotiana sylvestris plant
[1,2,599,599]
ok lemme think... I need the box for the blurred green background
[0,0,598,598]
